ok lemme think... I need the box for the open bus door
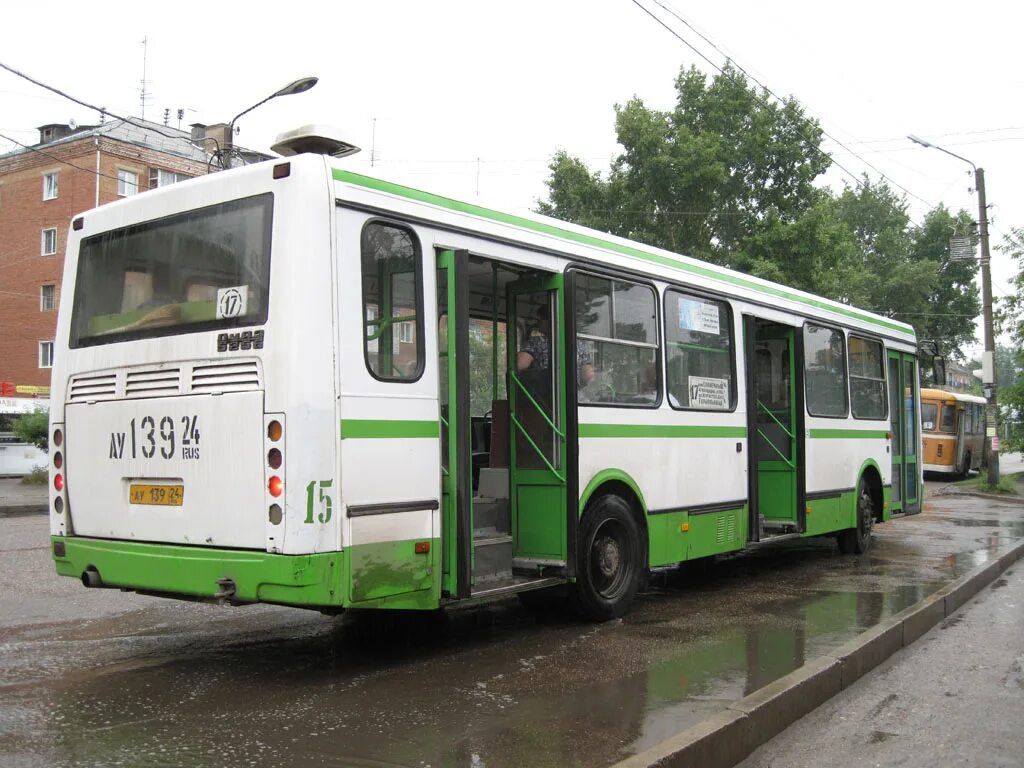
[437,252,567,599]
[888,351,920,514]
[507,276,568,570]
[744,317,806,540]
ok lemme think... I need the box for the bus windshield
[69,193,273,348]
[921,402,937,432]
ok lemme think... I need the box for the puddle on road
[3,498,1022,768]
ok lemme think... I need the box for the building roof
[2,118,212,164]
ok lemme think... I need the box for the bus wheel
[838,479,874,555]
[575,495,641,621]
[960,452,972,479]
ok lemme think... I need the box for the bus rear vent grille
[68,373,117,402]
[716,513,737,544]
[191,361,261,393]
[125,368,182,398]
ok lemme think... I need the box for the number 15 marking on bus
[305,480,333,524]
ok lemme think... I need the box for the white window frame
[149,168,188,188]
[117,168,139,197]
[41,228,57,256]
[398,321,414,344]
[39,341,54,369]
[43,172,58,200]
[40,284,56,312]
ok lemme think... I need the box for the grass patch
[954,471,1021,495]
[20,466,48,485]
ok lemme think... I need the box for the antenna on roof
[139,36,153,121]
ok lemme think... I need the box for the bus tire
[960,452,972,479]
[838,479,874,555]
[574,494,641,621]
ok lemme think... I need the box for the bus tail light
[51,422,67,522]
[265,414,286,549]
[268,476,283,497]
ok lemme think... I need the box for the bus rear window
[69,194,272,348]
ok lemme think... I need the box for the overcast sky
[3,0,1020,354]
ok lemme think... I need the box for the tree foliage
[13,410,49,452]
[539,65,982,360]
[996,228,1024,450]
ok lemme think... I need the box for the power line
[633,0,936,213]
[0,130,123,183]
[0,60,200,148]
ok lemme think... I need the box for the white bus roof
[329,164,917,344]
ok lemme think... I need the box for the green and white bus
[48,128,923,620]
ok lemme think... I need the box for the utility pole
[975,167,1000,485]
[908,135,1000,485]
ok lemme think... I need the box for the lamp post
[223,76,318,168]
[908,134,999,484]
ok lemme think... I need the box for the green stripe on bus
[809,428,889,439]
[333,168,914,336]
[579,423,747,439]
[340,419,440,439]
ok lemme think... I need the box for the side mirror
[932,356,947,386]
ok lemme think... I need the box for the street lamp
[908,134,1000,484]
[224,76,319,168]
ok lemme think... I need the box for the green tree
[539,64,831,270]
[13,409,49,452]
[996,227,1024,450]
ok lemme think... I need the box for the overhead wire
[0,60,199,147]
[0,130,124,184]
[631,0,936,214]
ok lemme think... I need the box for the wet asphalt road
[2,478,1023,768]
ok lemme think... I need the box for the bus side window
[360,222,424,381]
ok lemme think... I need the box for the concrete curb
[612,538,1024,768]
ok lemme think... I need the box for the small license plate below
[129,484,184,506]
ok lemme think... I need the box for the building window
[574,272,660,406]
[396,321,414,344]
[39,341,54,369]
[40,284,56,312]
[117,169,139,197]
[664,289,735,411]
[360,221,423,381]
[41,228,57,256]
[803,323,848,417]
[149,168,188,188]
[43,172,58,200]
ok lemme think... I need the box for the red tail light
[53,451,63,469]
[54,474,64,492]
[268,476,283,497]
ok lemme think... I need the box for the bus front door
[888,351,920,514]
[746,318,805,539]
[508,277,568,571]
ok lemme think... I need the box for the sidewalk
[0,477,48,515]
[736,555,1024,767]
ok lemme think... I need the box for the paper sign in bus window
[216,286,249,319]
[688,375,729,409]
[679,298,720,335]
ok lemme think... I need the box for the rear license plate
[129,484,184,506]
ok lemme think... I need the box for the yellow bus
[921,388,985,477]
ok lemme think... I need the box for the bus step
[474,497,510,532]
[473,535,513,583]
[749,532,803,547]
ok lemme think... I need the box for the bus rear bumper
[922,462,957,474]
[51,536,343,608]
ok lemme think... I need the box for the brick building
[0,119,219,397]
